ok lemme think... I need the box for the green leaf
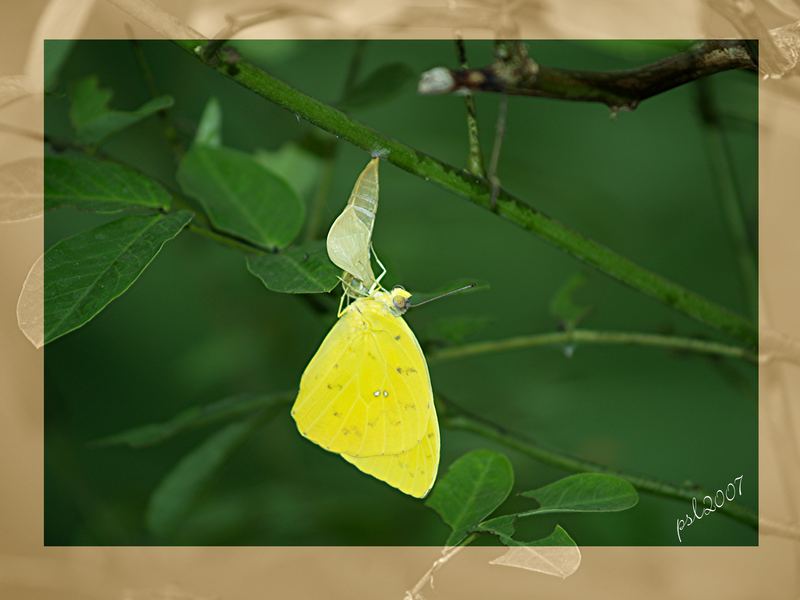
[93,392,292,448]
[44,210,192,345]
[519,473,639,516]
[246,240,339,294]
[69,76,174,144]
[45,156,172,213]
[177,145,304,249]
[194,97,222,147]
[340,63,416,110]
[146,419,256,537]
[410,279,489,306]
[254,142,321,199]
[549,273,591,329]
[426,449,514,546]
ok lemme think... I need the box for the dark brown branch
[419,40,756,109]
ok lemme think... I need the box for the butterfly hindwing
[292,296,432,458]
[342,411,439,498]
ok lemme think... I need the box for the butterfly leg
[371,244,387,292]
[337,292,346,318]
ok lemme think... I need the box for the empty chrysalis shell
[326,158,380,297]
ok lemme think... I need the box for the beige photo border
[2,0,799,598]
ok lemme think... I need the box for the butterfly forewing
[292,296,432,458]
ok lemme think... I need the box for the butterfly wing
[292,296,432,458]
[342,410,439,498]
[326,158,379,288]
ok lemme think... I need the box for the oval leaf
[246,241,339,294]
[69,76,173,144]
[520,473,639,516]
[42,210,193,345]
[425,449,514,546]
[146,419,256,537]
[0,158,43,222]
[177,145,304,249]
[45,155,172,213]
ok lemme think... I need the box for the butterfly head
[390,286,412,314]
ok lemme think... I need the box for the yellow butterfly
[291,158,440,498]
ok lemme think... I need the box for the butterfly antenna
[409,283,476,308]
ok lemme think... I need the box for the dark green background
[44,40,757,546]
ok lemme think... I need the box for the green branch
[172,40,756,347]
[438,401,760,531]
[428,328,757,364]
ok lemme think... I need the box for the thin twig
[172,40,757,348]
[455,38,485,177]
[487,94,507,210]
[427,328,758,364]
[420,40,756,109]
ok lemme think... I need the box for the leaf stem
[428,328,757,364]
[172,40,757,347]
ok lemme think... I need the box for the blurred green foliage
[44,40,757,546]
